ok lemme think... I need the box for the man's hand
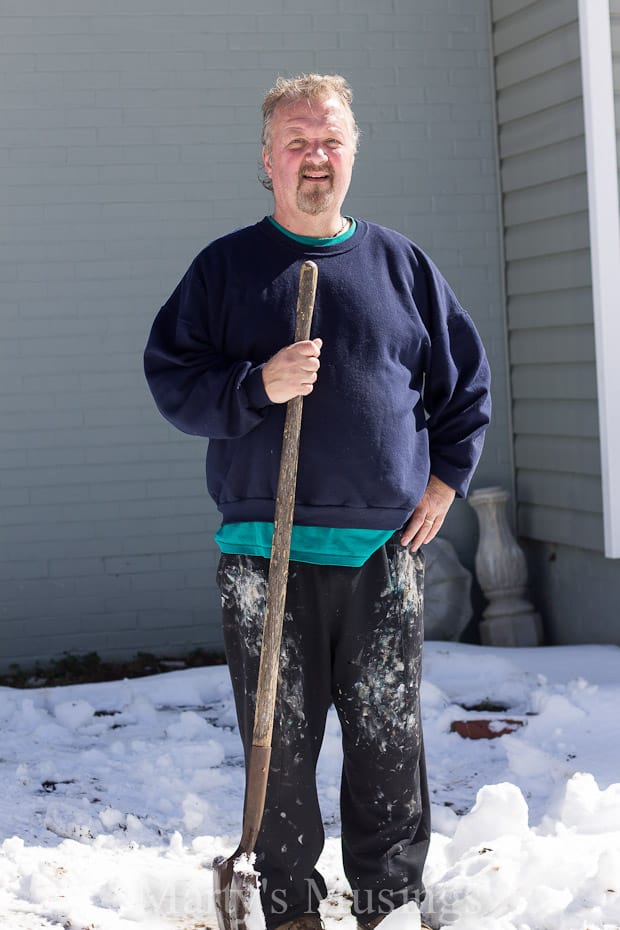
[262,338,322,404]
[401,475,456,552]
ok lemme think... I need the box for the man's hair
[261,72,360,156]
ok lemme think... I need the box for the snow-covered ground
[1,641,619,930]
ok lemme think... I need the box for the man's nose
[304,142,327,162]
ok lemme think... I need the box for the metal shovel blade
[212,742,271,930]
[213,851,263,930]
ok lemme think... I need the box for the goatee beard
[296,186,335,216]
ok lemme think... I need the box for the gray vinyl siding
[528,539,620,646]
[0,1,510,670]
[613,2,620,180]
[490,0,604,552]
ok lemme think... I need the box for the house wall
[613,2,620,174]
[0,0,510,671]
[490,0,620,643]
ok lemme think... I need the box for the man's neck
[271,209,347,239]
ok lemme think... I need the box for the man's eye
[326,138,342,148]
[288,139,304,147]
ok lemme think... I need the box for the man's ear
[262,146,272,179]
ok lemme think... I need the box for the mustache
[298,163,333,181]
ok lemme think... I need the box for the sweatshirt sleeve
[416,253,492,498]
[144,255,275,439]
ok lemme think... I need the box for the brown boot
[275,916,324,930]
[357,918,385,930]
[357,917,433,930]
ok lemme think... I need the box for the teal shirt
[216,522,394,568]
[215,215,393,568]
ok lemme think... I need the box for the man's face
[262,95,356,221]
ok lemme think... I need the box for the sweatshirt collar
[267,215,357,247]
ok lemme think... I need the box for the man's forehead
[274,96,351,130]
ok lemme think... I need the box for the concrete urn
[468,486,543,646]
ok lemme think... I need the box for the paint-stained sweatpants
[217,533,430,929]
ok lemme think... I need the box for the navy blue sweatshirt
[144,217,491,531]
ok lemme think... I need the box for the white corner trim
[578,0,620,558]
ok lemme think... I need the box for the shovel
[213,259,319,930]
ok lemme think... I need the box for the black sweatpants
[217,534,430,928]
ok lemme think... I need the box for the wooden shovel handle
[237,261,318,855]
[252,260,318,748]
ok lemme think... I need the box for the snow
[1,642,619,930]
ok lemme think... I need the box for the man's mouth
[300,169,331,182]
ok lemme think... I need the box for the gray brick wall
[1,0,510,671]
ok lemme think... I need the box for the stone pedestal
[468,486,543,647]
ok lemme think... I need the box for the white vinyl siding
[578,0,620,556]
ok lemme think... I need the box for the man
[144,74,491,930]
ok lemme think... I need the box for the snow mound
[426,774,620,930]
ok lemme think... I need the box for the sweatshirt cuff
[429,460,471,499]
[242,364,275,411]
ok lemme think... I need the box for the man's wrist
[244,365,275,410]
